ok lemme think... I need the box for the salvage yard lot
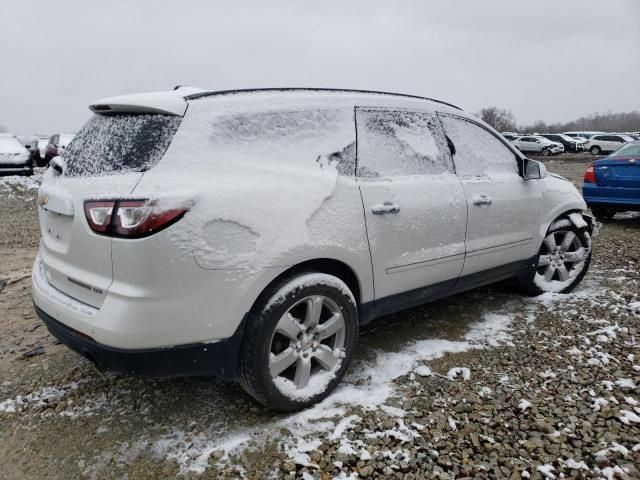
[1,157,639,479]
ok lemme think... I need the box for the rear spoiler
[89,87,205,116]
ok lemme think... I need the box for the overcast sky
[1,0,639,134]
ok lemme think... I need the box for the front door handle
[472,194,492,206]
[372,202,400,215]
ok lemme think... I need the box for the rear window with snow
[62,114,181,177]
[356,108,452,177]
[440,114,519,177]
[207,109,356,175]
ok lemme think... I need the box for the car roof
[186,87,463,111]
[89,86,464,117]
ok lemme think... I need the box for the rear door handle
[372,202,400,215]
[472,194,492,206]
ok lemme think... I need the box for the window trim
[354,106,456,178]
[436,112,524,177]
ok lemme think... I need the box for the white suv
[32,88,595,410]
[584,134,635,155]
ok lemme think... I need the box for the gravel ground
[0,157,639,479]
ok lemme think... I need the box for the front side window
[62,114,182,177]
[355,108,452,177]
[440,114,519,177]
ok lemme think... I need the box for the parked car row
[0,132,75,175]
[502,130,640,156]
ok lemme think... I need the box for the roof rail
[184,88,463,111]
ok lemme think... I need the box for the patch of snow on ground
[446,367,471,381]
[0,381,82,413]
[518,399,532,412]
[147,302,516,473]
[0,172,42,200]
[537,464,556,478]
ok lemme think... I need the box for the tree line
[478,107,640,133]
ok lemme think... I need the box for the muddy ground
[0,157,638,479]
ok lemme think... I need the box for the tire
[542,148,551,156]
[591,206,615,220]
[237,272,358,411]
[519,216,592,295]
[590,146,601,155]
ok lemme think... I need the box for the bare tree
[477,107,517,132]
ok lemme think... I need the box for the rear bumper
[35,304,244,380]
[583,183,640,209]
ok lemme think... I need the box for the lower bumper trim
[35,304,244,381]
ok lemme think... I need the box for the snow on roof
[89,87,463,118]
[186,88,463,111]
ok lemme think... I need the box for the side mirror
[523,158,546,180]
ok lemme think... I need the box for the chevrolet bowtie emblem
[38,192,48,207]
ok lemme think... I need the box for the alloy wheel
[535,230,585,286]
[269,295,346,392]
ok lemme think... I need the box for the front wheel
[237,272,358,411]
[519,216,592,295]
[542,147,551,156]
[590,146,601,155]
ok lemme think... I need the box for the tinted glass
[63,114,182,177]
[208,109,356,175]
[356,108,451,177]
[614,143,640,156]
[440,114,519,177]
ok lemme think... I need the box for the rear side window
[62,114,182,177]
[355,108,452,177]
[440,114,519,177]
[206,108,356,175]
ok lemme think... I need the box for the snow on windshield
[0,136,27,155]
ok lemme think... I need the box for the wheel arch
[248,258,363,320]
[539,208,591,244]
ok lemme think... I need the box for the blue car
[583,141,640,219]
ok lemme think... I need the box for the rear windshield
[614,143,640,157]
[62,114,181,177]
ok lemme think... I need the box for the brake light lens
[584,164,596,183]
[84,199,187,238]
[84,201,114,233]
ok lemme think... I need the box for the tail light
[584,163,596,183]
[84,199,187,238]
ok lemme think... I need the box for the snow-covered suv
[32,88,595,410]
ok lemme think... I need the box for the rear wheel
[237,272,358,411]
[590,146,601,155]
[591,206,615,220]
[519,216,592,295]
